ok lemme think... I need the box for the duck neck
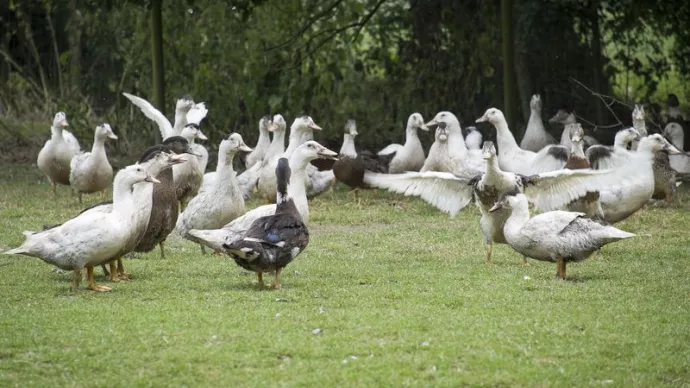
[216,150,236,176]
[614,132,631,149]
[50,125,64,140]
[256,126,271,149]
[503,201,530,236]
[570,141,585,158]
[112,176,137,215]
[493,118,519,153]
[633,119,646,135]
[90,134,108,161]
[284,130,306,157]
[287,156,310,222]
[340,134,357,157]
[447,123,468,152]
[484,157,502,180]
[172,108,188,134]
[527,107,544,131]
[267,129,286,156]
[405,126,420,146]
[669,130,684,150]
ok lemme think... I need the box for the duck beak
[488,201,503,213]
[184,146,201,156]
[317,148,338,160]
[664,143,682,155]
[268,123,279,132]
[239,143,253,153]
[571,135,582,142]
[145,175,161,184]
[60,119,69,127]
[424,119,438,129]
[168,153,187,165]
[196,131,208,141]
[108,133,119,140]
[475,115,488,123]
[309,123,323,131]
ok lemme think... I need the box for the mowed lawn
[1,164,689,387]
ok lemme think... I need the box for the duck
[488,193,635,279]
[663,121,690,174]
[69,124,118,203]
[244,115,273,168]
[422,111,485,176]
[221,158,309,289]
[312,119,394,200]
[588,134,681,223]
[188,141,337,252]
[177,133,252,252]
[464,126,483,150]
[4,165,159,291]
[630,104,648,150]
[548,107,578,150]
[562,123,605,219]
[476,108,569,175]
[37,112,81,195]
[122,92,195,139]
[363,140,618,264]
[584,127,640,169]
[185,105,210,172]
[174,123,208,207]
[257,115,320,202]
[520,94,555,152]
[383,113,428,173]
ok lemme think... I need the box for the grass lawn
[1,164,689,387]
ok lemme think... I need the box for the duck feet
[108,262,120,282]
[484,243,494,264]
[50,182,57,197]
[70,269,82,291]
[255,272,264,288]
[159,241,166,259]
[270,268,283,289]
[86,265,113,292]
[522,256,531,266]
[117,259,130,280]
[555,258,566,280]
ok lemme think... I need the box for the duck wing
[529,145,570,174]
[378,143,403,156]
[62,130,81,154]
[585,145,633,170]
[523,167,615,212]
[186,102,208,126]
[122,92,174,140]
[363,171,473,218]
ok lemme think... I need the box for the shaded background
[1,0,689,164]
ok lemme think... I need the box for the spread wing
[525,168,615,211]
[122,92,174,139]
[585,145,634,170]
[186,102,208,125]
[378,143,403,156]
[363,171,473,218]
[529,145,570,173]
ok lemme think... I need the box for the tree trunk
[501,0,517,131]
[513,0,533,138]
[151,0,165,143]
[590,0,604,124]
[67,0,81,93]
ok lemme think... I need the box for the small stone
[523,275,531,280]
[294,271,301,276]
[312,328,323,335]
[275,298,288,303]
[318,307,326,314]
[421,341,430,347]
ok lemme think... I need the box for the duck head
[632,104,645,122]
[548,108,576,125]
[488,192,525,213]
[481,141,497,160]
[344,119,358,136]
[640,134,682,155]
[122,165,161,186]
[222,133,252,154]
[530,94,542,112]
[567,123,584,143]
[53,112,69,128]
[181,123,208,141]
[95,123,118,141]
[161,136,198,156]
[269,114,287,133]
[426,112,461,132]
[176,95,195,112]
[476,108,504,125]
[259,115,272,133]
[465,126,483,150]
[406,113,428,132]
[295,141,338,163]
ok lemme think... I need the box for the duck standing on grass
[69,123,118,203]
[222,158,309,289]
[4,166,160,291]
[37,112,81,195]
[489,193,635,279]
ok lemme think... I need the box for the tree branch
[351,0,386,42]
[265,0,345,52]
[570,77,625,127]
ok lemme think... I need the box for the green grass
[1,164,690,387]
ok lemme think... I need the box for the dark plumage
[547,146,569,163]
[222,158,309,289]
[652,151,676,201]
[333,150,395,190]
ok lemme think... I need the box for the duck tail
[4,246,28,255]
[604,227,636,241]
[188,229,228,252]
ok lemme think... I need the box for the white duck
[185,105,210,172]
[630,104,648,151]
[244,115,273,169]
[188,141,338,252]
[69,124,118,203]
[37,112,81,195]
[4,165,159,291]
[489,193,635,279]
[258,115,321,202]
[549,108,578,150]
[464,126,483,150]
[122,92,195,139]
[476,108,569,175]
[174,123,208,207]
[520,94,555,152]
[588,134,681,223]
[663,122,690,174]
[584,127,640,169]
[363,141,617,264]
[177,133,252,252]
[421,112,484,176]
[383,113,428,173]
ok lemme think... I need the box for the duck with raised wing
[189,141,337,253]
[122,92,195,139]
[37,112,81,195]
[177,134,252,252]
[4,165,160,291]
[363,141,618,264]
[489,193,635,279]
[222,158,309,289]
[520,94,555,152]
[382,113,428,173]
[477,108,569,175]
[69,124,118,203]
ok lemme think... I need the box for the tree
[501,0,517,132]
[151,0,165,142]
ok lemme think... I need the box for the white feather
[122,92,175,140]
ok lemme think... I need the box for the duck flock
[4,92,690,291]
